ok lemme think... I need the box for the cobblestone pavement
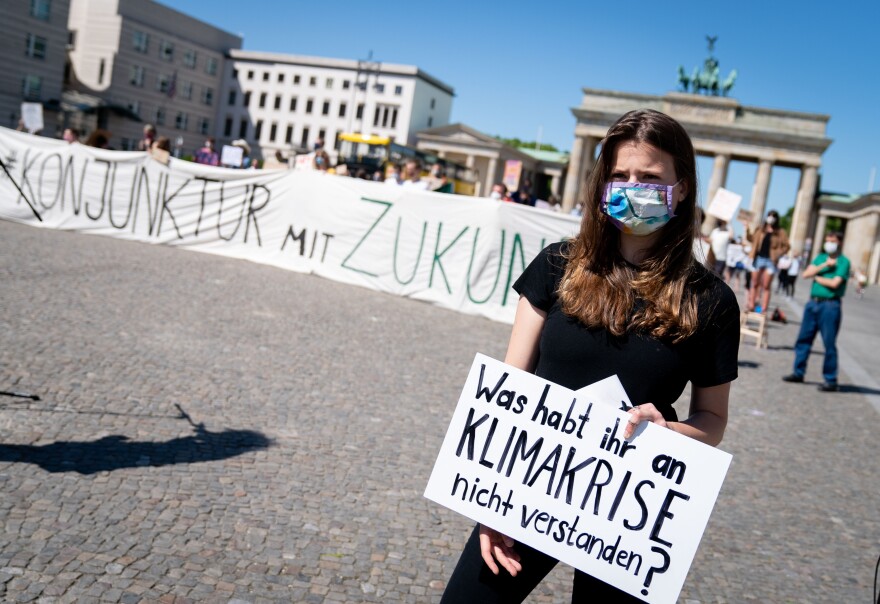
[1,220,878,603]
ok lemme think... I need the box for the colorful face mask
[601,181,678,236]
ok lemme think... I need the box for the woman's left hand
[623,404,668,439]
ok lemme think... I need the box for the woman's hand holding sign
[623,403,668,440]
[479,525,522,576]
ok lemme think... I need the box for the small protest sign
[707,187,742,223]
[220,144,243,168]
[502,160,522,192]
[20,102,44,134]
[425,354,732,604]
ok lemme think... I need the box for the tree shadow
[0,404,271,475]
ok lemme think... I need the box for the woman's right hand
[479,525,522,576]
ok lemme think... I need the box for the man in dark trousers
[783,231,850,391]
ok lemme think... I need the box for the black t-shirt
[513,242,740,422]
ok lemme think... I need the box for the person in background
[441,109,739,603]
[724,236,746,293]
[194,137,220,166]
[137,124,157,151]
[783,232,850,392]
[784,252,800,298]
[776,251,793,294]
[62,128,80,144]
[85,129,111,149]
[746,210,790,313]
[313,149,330,171]
[401,159,429,190]
[511,179,535,206]
[385,164,402,185]
[489,183,513,202]
[708,220,732,276]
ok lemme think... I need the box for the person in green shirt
[782,232,850,391]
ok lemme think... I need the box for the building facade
[66,0,241,152]
[218,50,454,160]
[0,0,72,131]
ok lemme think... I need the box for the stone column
[562,135,586,212]
[811,212,827,262]
[703,153,730,234]
[790,165,819,258]
[486,155,498,197]
[749,159,773,226]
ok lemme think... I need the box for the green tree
[779,206,794,233]
[493,136,559,153]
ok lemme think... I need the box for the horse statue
[721,69,737,96]
[677,65,691,92]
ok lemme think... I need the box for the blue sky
[165,0,879,228]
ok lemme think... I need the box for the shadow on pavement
[838,384,880,396]
[738,360,760,368]
[0,404,271,474]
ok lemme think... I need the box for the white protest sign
[20,103,44,134]
[706,187,742,223]
[220,144,243,167]
[425,354,732,604]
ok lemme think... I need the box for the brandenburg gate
[561,88,832,255]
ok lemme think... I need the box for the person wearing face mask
[489,183,513,202]
[440,109,739,604]
[783,232,850,392]
[746,210,790,313]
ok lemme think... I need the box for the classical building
[415,123,568,199]
[813,192,880,284]
[66,0,241,151]
[563,88,832,257]
[0,0,71,131]
[218,50,454,159]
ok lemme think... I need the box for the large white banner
[0,127,578,323]
[425,354,732,604]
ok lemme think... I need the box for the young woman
[440,109,740,603]
[746,210,790,312]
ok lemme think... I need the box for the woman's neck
[619,232,659,265]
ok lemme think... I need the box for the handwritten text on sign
[424,354,731,604]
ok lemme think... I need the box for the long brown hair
[559,109,702,342]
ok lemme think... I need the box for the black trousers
[440,525,644,603]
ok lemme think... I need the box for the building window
[232,68,238,79]
[428,116,433,127]
[394,85,403,96]
[67,30,76,50]
[338,103,346,118]
[239,118,247,139]
[356,104,364,119]
[181,81,192,100]
[269,122,277,142]
[228,90,236,105]
[22,75,42,100]
[224,116,232,137]
[262,72,269,81]
[175,112,188,130]
[305,99,313,114]
[198,117,210,135]
[321,101,330,116]
[25,34,47,59]
[300,127,309,148]
[247,70,254,80]
[254,119,263,140]
[155,107,166,126]
[206,57,217,75]
[318,128,325,143]
[30,0,51,20]
[293,74,300,84]
[259,92,267,108]
[132,30,149,53]
[285,125,293,144]
[309,76,316,86]
[326,78,333,89]
[120,138,133,151]
[342,80,350,90]
[430,98,436,109]
[277,73,284,83]
[373,107,380,127]
[289,97,297,111]
[243,91,251,107]
[202,87,214,105]
[374,83,385,93]
[129,65,145,87]
[127,100,140,116]
[183,49,197,68]
[391,108,398,129]
[157,74,170,94]
[98,58,105,84]
[274,95,281,110]
[159,40,173,61]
